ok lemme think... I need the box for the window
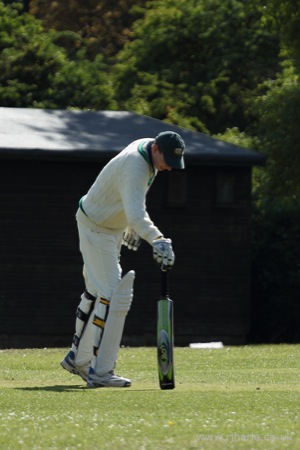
[215,173,235,206]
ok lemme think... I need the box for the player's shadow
[15,385,85,392]
[15,386,157,392]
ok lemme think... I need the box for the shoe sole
[87,380,131,388]
[61,360,88,382]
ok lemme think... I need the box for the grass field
[0,345,299,449]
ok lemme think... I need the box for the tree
[211,1,300,199]
[251,68,300,199]
[243,1,300,200]
[256,0,300,72]
[3,0,29,11]
[0,2,63,107]
[242,1,300,343]
[29,0,146,59]
[51,52,117,110]
[113,0,281,133]
[0,2,115,109]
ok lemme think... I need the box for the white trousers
[78,221,123,299]
[74,219,124,367]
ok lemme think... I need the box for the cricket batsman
[61,131,185,388]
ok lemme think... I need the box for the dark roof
[0,107,266,166]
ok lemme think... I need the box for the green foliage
[251,66,300,199]
[0,2,115,108]
[243,3,300,342]
[29,0,147,59]
[0,4,61,106]
[250,197,300,343]
[0,347,300,449]
[215,127,257,150]
[244,1,300,201]
[259,0,300,72]
[113,0,280,133]
[51,52,116,109]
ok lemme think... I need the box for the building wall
[0,157,252,348]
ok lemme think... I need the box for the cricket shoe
[87,368,131,388]
[60,350,89,382]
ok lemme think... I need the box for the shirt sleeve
[120,154,163,245]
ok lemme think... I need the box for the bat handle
[161,270,169,297]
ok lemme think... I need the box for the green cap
[155,131,185,169]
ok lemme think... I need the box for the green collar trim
[138,141,156,186]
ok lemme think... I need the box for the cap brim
[164,154,185,169]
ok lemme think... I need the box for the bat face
[158,328,173,377]
[157,298,175,389]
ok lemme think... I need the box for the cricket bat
[157,270,175,390]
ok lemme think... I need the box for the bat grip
[161,270,169,297]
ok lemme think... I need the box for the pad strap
[84,290,96,301]
[72,291,96,348]
[92,298,110,356]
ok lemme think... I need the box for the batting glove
[152,237,175,270]
[122,227,141,251]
